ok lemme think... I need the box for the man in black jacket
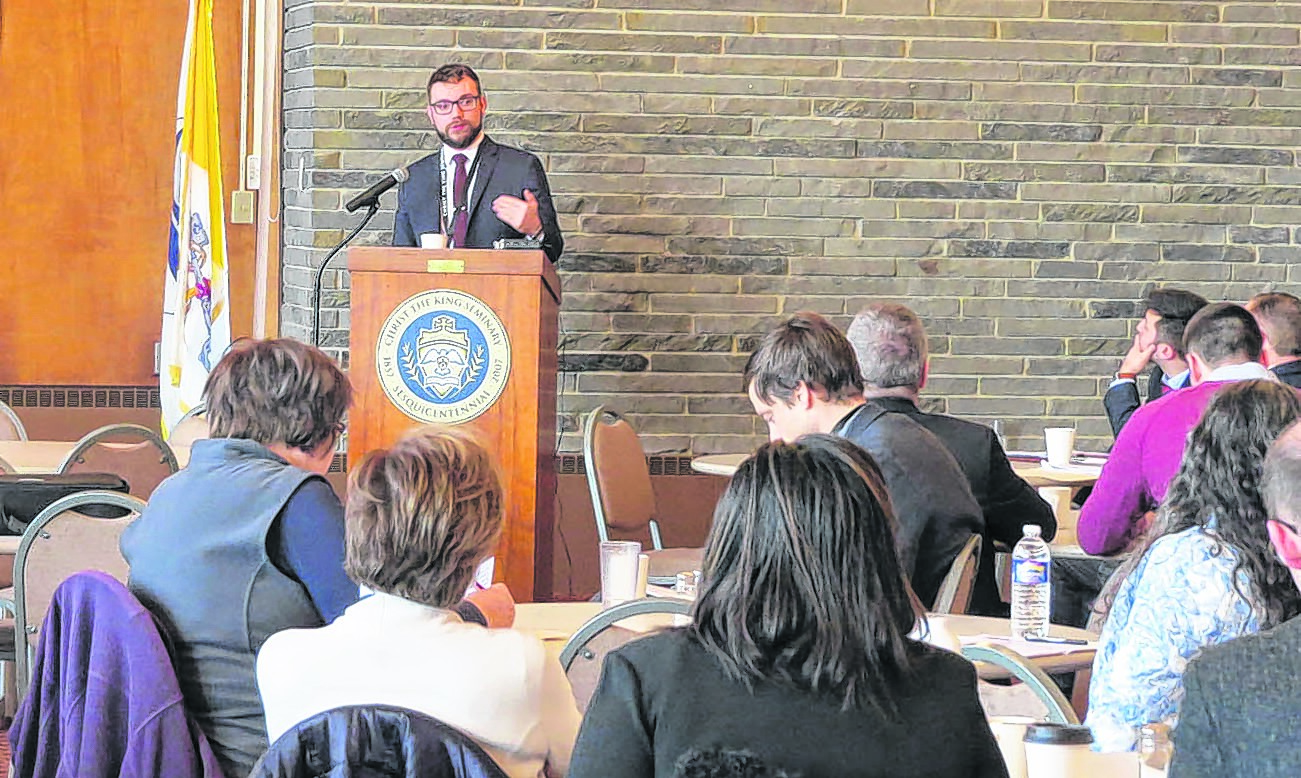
[847,302,1056,616]
[1102,288,1208,436]
[743,312,982,607]
[1248,291,1301,388]
[1171,421,1301,777]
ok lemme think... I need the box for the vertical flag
[162,0,230,437]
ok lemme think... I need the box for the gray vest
[122,438,323,777]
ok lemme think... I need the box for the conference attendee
[258,425,580,778]
[847,302,1055,616]
[121,339,508,777]
[1078,303,1277,556]
[1171,420,1301,776]
[1085,381,1301,752]
[568,436,1007,778]
[743,312,982,606]
[392,63,563,263]
[1103,288,1208,436]
[1247,291,1301,388]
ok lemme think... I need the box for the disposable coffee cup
[419,232,448,250]
[1044,427,1077,468]
[599,541,641,609]
[1023,723,1094,778]
[988,716,1036,778]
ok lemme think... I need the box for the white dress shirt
[256,591,581,778]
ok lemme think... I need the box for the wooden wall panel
[0,0,254,385]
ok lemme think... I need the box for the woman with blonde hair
[257,425,581,778]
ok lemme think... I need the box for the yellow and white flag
[162,0,230,437]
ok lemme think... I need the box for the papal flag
[161,0,230,437]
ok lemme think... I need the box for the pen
[1025,635,1090,646]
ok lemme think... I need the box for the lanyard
[439,149,484,239]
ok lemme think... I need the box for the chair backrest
[168,405,211,449]
[0,400,28,441]
[13,490,145,694]
[932,534,982,615]
[560,597,691,713]
[249,704,511,778]
[583,406,657,542]
[962,643,1080,725]
[58,423,179,499]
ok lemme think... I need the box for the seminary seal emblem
[376,289,511,424]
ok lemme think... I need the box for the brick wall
[281,1,1301,454]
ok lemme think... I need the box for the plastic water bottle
[1011,524,1051,639]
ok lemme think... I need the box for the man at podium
[393,63,564,263]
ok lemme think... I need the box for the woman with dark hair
[1087,379,1301,751]
[568,434,1006,778]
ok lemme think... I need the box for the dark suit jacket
[872,396,1057,616]
[1171,615,1301,778]
[835,402,984,608]
[1273,360,1301,388]
[392,136,563,263]
[1102,364,1188,437]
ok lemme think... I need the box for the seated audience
[568,435,1007,778]
[1103,288,1207,436]
[121,339,505,776]
[742,312,981,606]
[1247,291,1301,389]
[847,302,1055,616]
[257,425,580,778]
[1085,381,1301,752]
[1078,303,1277,556]
[1171,420,1301,776]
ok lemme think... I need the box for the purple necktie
[451,153,469,249]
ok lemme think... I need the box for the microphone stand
[311,201,380,348]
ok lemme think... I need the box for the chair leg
[1070,667,1091,722]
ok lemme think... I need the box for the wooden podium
[347,247,560,602]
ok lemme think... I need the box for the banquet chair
[0,401,28,442]
[560,597,692,713]
[248,705,509,778]
[13,490,144,696]
[58,423,179,499]
[931,534,982,615]
[168,405,210,449]
[583,406,703,585]
[963,643,1080,725]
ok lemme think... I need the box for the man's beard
[436,119,482,150]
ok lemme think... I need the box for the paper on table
[962,634,1096,657]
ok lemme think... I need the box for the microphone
[345,167,409,212]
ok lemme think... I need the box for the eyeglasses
[429,94,482,115]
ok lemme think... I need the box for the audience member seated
[742,312,982,606]
[1078,303,1278,556]
[568,435,1007,778]
[1171,420,1301,776]
[848,302,1055,616]
[1085,381,1301,752]
[121,339,506,777]
[257,425,580,778]
[1247,291,1301,389]
[1102,288,1207,437]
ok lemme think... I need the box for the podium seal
[375,289,511,424]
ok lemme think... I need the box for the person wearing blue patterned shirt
[1086,380,1301,751]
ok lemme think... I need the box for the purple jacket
[1078,381,1236,556]
[9,571,224,778]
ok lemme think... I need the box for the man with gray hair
[847,302,1055,617]
[1170,421,1301,776]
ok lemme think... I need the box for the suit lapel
[467,136,499,223]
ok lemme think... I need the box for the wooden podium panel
[348,248,560,601]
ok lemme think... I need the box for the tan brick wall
[281,1,1301,454]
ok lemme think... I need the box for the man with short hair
[1171,421,1301,776]
[1079,303,1275,556]
[1103,288,1208,436]
[744,312,983,606]
[846,302,1055,616]
[1247,291,1301,388]
[393,63,563,262]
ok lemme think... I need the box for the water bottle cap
[1022,524,1041,536]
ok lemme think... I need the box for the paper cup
[1044,427,1077,468]
[420,232,448,250]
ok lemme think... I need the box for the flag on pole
[162,0,230,437]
